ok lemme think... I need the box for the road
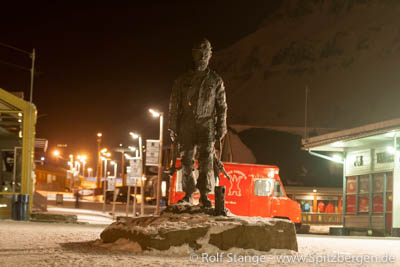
[1,220,399,266]
[44,199,161,224]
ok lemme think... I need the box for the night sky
[1,1,274,167]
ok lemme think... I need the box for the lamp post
[130,132,143,217]
[69,154,74,189]
[78,155,87,177]
[87,168,93,177]
[149,109,164,215]
[101,150,111,212]
[119,144,125,185]
[110,160,118,218]
[110,160,117,178]
[96,133,102,188]
[52,149,60,164]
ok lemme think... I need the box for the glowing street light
[149,108,164,215]
[78,155,87,176]
[52,149,61,164]
[52,150,60,157]
[149,108,161,118]
[129,132,142,159]
[87,167,93,177]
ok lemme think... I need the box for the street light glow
[129,132,139,139]
[101,148,108,153]
[97,132,102,137]
[387,146,395,154]
[149,108,160,117]
[52,150,60,157]
[332,154,343,163]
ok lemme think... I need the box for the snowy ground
[0,220,400,267]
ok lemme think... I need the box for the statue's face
[192,49,212,71]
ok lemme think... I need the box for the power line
[0,42,31,56]
[0,59,31,72]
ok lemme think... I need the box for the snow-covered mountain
[213,0,400,130]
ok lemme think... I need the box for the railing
[301,212,343,225]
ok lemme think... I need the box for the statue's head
[192,38,212,71]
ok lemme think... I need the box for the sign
[126,158,142,185]
[374,147,394,172]
[107,177,116,191]
[146,139,160,166]
[345,149,371,176]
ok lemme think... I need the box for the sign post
[145,140,160,167]
[126,158,142,216]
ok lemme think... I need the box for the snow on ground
[1,220,400,266]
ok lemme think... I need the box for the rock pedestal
[100,204,298,252]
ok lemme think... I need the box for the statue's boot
[199,193,212,208]
[178,193,193,204]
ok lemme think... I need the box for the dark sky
[0,1,273,167]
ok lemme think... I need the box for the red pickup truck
[169,161,301,227]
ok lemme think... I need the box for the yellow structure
[0,88,36,218]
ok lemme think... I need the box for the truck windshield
[254,179,273,196]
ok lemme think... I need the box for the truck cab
[169,161,301,226]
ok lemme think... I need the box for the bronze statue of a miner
[168,38,227,208]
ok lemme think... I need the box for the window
[373,173,384,213]
[358,175,370,213]
[254,179,272,196]
[274,180,284,197]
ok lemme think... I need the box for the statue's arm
[215,79,227,140]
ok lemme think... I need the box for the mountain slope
[213,0,400,130]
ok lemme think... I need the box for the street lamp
[52,149,60,164]
[96,132,103,188]
[130,132,143,216]
[119,143,125,185]
[78,155,87,177]
[52,150,60,157]
[149,108,164,215]
[87,167,93,177]
[110,160,117,178]
[68,154,74,189]
[110,160,118,219]
[101,149,111,212]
